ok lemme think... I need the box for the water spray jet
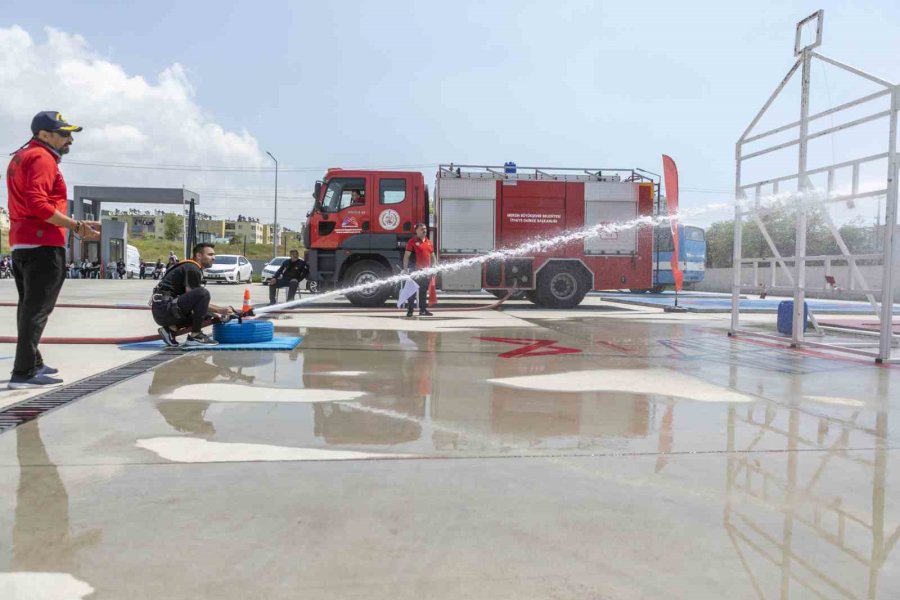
[254,211,687,316]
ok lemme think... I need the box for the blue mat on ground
[599,293,900,314]
[120,336,302,351]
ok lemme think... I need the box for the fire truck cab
[303,168,429,306]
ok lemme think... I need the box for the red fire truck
[302,164,658,308]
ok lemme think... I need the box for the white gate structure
[730,10,899,363]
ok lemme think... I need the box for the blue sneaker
[38,364,59,375]
[8,373,64,390]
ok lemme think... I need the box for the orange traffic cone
[428,277,437,306]
[242,287,253,314]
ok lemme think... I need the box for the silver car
[260,256,290,285]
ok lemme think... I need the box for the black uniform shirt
[156,261,203,296]
[274,258,309,281]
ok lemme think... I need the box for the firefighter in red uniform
[6,111,100,389]
[401,223,437,317]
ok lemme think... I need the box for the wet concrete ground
[0,280,898,599]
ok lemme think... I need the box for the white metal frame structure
[730,10,899,363]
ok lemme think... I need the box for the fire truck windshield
[320,177,366,213]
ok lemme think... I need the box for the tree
[163,213,182,241]
[705,220,734,268]
[704,205,872,268]
[839,217,877,255]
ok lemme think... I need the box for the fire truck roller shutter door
[583,181,639,256]
[437,178,495,254]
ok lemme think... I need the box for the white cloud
[0,26,308,223]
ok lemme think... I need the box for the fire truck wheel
[535,262,589,309]
[344,260,392,307]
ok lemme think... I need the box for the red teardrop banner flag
[661,155,684,292]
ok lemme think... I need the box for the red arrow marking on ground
[476,337,582,358]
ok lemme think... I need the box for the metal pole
[792,50,812,346]
[182,186,187,260]
[730,143,743,334]
[266,152,278,260]
[878,86,899,361]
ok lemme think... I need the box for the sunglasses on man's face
[51,130,73,139]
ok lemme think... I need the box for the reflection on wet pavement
[12,422,102,570]
[136,437,411,463]
[0,314,898,598]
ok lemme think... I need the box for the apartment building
[225,216,265,244]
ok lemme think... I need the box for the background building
[225,215,265,244]
[197,214,227,241]
[103,209,169,239]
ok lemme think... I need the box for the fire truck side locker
[435,176,495,292]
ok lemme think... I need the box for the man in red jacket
[6,112,100,389]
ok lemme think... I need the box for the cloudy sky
[2,0,899,230]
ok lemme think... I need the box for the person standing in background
[401,223,437,317]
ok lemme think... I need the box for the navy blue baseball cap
[30,111,83,136]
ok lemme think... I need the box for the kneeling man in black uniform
[151,243,235,347]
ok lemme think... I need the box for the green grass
[129,238,304,261]
[0,230,302,262]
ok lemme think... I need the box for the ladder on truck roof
[437,164,658,184]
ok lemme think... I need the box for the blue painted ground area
[599,292,899,314]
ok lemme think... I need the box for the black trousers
[406,273,429,314]
[12,247,66,378]
[269,278,301,304]
[151,287,211,333]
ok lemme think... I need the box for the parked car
[126,245,141,279]
[203,254,253,284]
[260,256,290,285]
